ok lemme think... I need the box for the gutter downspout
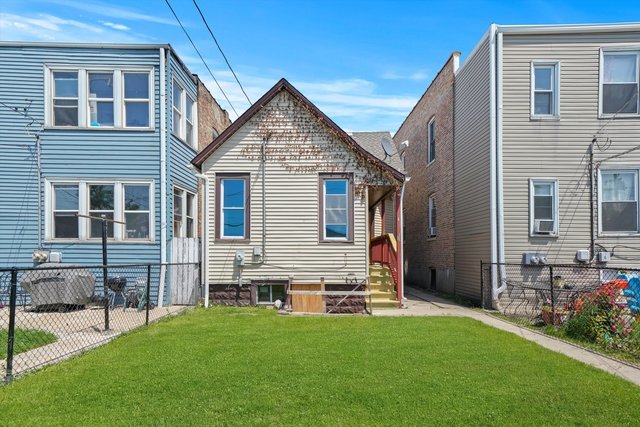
[158,47,167,308]
[496,29,506,296]
[589,141,596,261]
[399,177,409,305]
[36,133,43,249]
[194,171,210,307]
[261,137,267,262]
[488,24,498,304]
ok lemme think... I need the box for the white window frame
[87,71,116,128]
[171,79,198,149]
[44,65,154,129]
[88,183,117,239]
[428,196,436,237]
[322,178,350,241]
[599,49,640,118]
[530,61,560,120]
[51,70,80,127]
[51,183,82,239]
[173,186,197,239]
[529,178,559,237]
[427,117,436,164]
[219,177,247,240]
[598,168,639,236]
[122,71,152,129]
[44,179,154,242]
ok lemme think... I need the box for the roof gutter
[158,47,167,308]
[496,22,640,34]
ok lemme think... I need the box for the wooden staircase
[369,264,398,308]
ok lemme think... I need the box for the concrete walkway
[375,287,640,386]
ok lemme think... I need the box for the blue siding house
[0,42,220,298]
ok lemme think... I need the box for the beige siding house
[454,23,640,305]
[192,79,405,312]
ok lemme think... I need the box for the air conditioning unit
[429,227,436,237]
[534,219,555,234]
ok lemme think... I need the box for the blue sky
[1,0,640,131]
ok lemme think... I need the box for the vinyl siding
[501,32,640,267]
[0,46,163,266]
[202,91,394,285]
[453,37,493,299]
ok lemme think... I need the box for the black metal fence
[0,262,200,383]
[482,262,640,358]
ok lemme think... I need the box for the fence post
[146,264,151,326]
[102,219,110,331]
[549,265,555,326]
[480,261,484,309]
[198,261,203,302]
[5,269,18,384]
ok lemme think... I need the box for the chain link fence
[482,262,640,358]
[0,262,199,383]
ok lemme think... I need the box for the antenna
[381,135,396,160]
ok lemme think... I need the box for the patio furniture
[20,264,96,311]
[107,276,128,310]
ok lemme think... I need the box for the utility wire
[164,0,239,118]
[0,100,44,127]
[192,0,252,106]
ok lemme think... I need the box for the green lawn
[0,328,57,359]
[0,307,639,426]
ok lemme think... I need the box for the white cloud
[381,70,430,82]
[46,0,178,26]
[102,21,130,31]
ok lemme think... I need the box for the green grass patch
[0,307,639,425]
[0,329,57,359]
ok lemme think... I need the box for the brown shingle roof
[349,131,404,173]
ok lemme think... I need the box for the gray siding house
[454,23,640,304]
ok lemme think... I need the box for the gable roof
[191,78,404,182]
[349,131,404,173]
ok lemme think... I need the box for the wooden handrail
[370,233,398,288]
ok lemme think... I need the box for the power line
[192,0,252,106]
[163,0,239,118]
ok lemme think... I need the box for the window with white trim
[600,170,638,234]
[428,196,436,237]
[601,52,640,116]
[427,117,436,163]
[531,62,559,117]
[218,177,248,239]
[173,187,197,239]
[172,80,197,149]
[529,179,558,236]
[47,181,153,241]
[45,67,153,128]
[320,175,352,241]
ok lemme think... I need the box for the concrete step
[370,298,399,308]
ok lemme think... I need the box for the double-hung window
[46,67,153,128]
[319,174,353,242]
[123,72,150,127]
[216,175,249,240]
[172,80,197,148]
[88,72,115,127]
[529,179,559,236]
[427,117,436,163]
[52,184,80,238]
[89,184,115,238]
[52,71,79,126]
[428,196,436,237]
[531,62,560,118]
[601,51,640,116]
[600,170,638,234]
[47,181,153,241]
[173,187,196,238]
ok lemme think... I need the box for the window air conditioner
[534,219,555,234]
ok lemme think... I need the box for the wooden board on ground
[290,284,324,313]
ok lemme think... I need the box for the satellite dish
[381,135,396,160]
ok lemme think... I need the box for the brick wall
[195,76,232,239]
[393,53,459,292]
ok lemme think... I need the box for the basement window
[257,284,286,304]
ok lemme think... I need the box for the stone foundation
[324,284,366,314]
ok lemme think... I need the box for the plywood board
[290,284,324,313]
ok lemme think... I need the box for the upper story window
[531,62,560,118]
[46,67,153,129]
[47,180,153,242]
[600,170,638,234]
[427,117,436,163]
[172,80,198,149]
[319,174,353,243]
[529,179,558,236]
[173,187,196,239]
[215,174,249,240]
[601,51,640,116]
[428,196,436,237]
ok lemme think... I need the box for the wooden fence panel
[170,238,199,305]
